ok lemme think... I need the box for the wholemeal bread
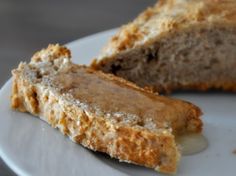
[11,44,202,174]
[92,0,236,93]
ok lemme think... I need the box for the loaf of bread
[11,44,202,174]
[92,0,236,93]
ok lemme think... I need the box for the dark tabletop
[0,0,156,175]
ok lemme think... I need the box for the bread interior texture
[97,26,236,93]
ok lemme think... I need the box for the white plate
[0,29,236,176]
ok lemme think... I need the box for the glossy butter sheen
[176,134,208,155]
[49,66,200,134]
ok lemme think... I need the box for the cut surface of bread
[11,44,202,174]
[92,0,236,93]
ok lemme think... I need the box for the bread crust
[97,0,236,59]
[11,44,203,174]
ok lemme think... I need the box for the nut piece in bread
[92,0,236,93]
[11,44,202,174]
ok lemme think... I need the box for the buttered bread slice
[11,44,202,174]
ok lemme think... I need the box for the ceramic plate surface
[0,29,236,176]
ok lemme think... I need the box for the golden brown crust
[11,44,203,174]
[98,0,236,59]
[31,44,71,62]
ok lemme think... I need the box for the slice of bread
[11,44,202,174]
[92,0,236,93]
